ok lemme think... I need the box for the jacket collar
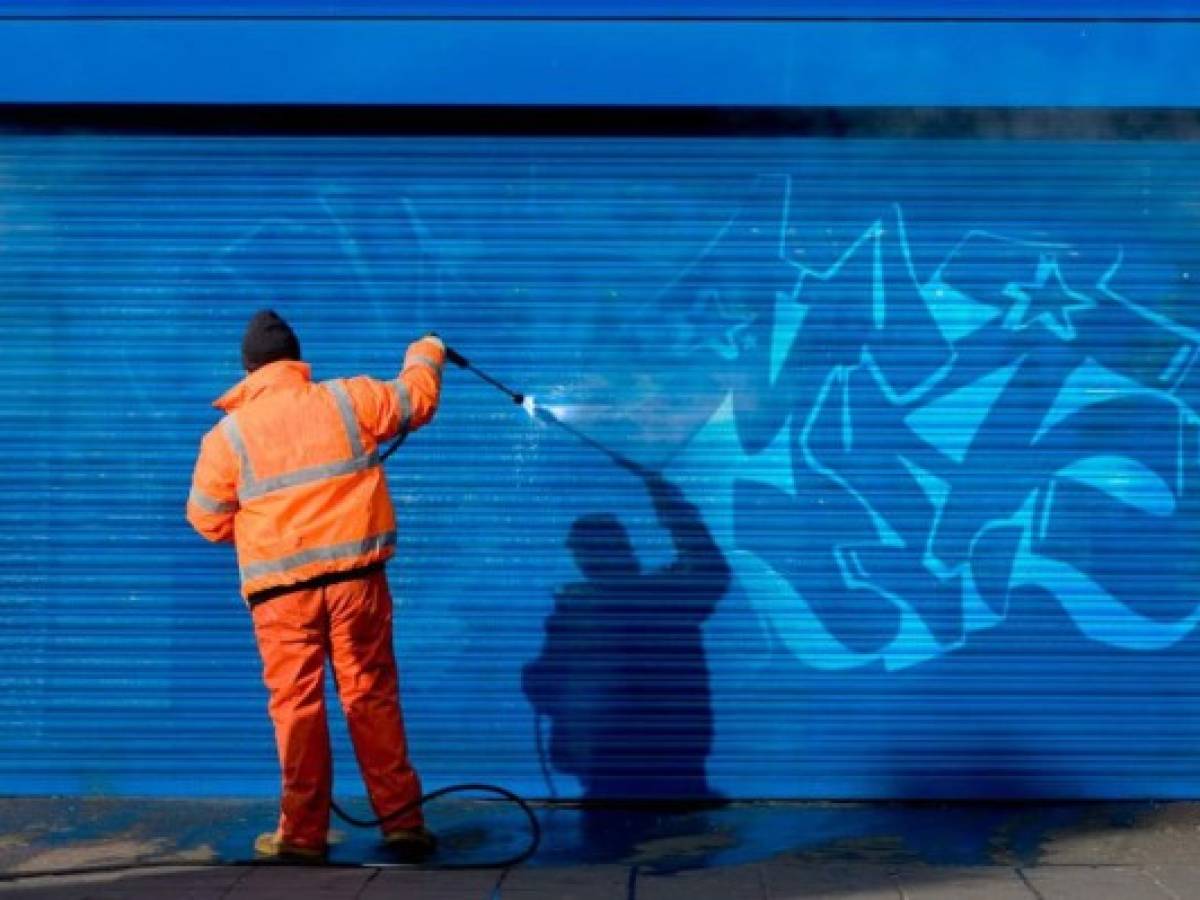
[214,360,312,412]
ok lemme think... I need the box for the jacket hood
[214,360,312,413]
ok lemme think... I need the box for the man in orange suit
[187,309,444,862]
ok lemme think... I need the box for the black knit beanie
[241,309,301,372]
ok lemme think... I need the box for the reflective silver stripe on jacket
[404,353,443,377]
[223,381,378,503]
[220,416,254,481]
[240,531,397,583]
[188,487,238,515]
[390,378,412,436]
[241,450,380,501]
[325,379,365,457]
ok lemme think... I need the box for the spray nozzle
[445,346,469,368]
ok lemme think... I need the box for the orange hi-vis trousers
[251,567,423,850]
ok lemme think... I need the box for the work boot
[382,825,437,863]
[253,831,328,864]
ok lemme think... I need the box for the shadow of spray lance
[404,344,650,477]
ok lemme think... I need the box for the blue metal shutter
[2,133,1200,800]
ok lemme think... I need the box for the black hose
[379,428,407,463]
[331,782,542,870]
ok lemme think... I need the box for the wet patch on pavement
[0,796,1192,877]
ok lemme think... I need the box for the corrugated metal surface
[2,134,1200,800]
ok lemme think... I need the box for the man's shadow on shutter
[524,473,731,856]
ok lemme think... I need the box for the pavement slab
[225,864,377,899]
[638,862,768,899]
[0,866,249,899]
[357,867,502,900]
[499,864,632,899]
[893,865,1033,899]
[1020,865,1171,900]
[1036,803,1200,867]
[1142,864,1200,900]
[760,861,901,899]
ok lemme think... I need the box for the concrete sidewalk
[3,860,1200,899]
[4,799,1200,898]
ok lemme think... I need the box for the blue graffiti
[214,175,1200,675]
[669,177,1200,671]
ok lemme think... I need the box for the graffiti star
[1001,255,1096,341]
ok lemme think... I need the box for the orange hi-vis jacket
[187,337,445,599]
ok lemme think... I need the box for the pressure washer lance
[408,344,652,478]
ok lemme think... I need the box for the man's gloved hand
[416,332,466,369]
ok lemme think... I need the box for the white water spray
[521,395,537,418]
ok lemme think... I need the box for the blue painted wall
[2,1,1196,16]
[2,134,1199,799]
[0,15,1198,105]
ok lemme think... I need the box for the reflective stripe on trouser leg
[325,568,424,831]
[252,588,333,850]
